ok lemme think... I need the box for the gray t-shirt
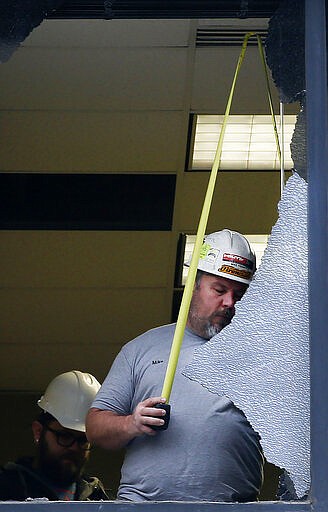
[93,323,264,502]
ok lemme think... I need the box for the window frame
[0,1,325,511]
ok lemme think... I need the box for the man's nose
[222,290,236,309]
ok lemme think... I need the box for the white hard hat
[37,370,101,432]
[185,229,256,285]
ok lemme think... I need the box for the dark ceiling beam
[47,0,281,20]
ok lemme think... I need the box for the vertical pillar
[306,0,328,508]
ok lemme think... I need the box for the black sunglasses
[44,425,91,451]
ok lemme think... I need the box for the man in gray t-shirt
[87,230,264,502]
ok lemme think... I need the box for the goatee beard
[204,323,223,340]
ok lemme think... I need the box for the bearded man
[87,230,264,502]
[0,370,112,501]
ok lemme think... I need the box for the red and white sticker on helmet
[222,253,253,270]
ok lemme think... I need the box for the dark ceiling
[0,0,282,63]
[47,0,282,19]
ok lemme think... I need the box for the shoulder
[0,459,29,476]
[118,323,176,355]
[126,323,176,346]
[77,475,114,501]
[0,461,15,479]
[0,461,28,500]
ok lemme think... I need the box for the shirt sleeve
[91,347,134,415]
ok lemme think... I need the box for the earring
[35,438,39,444]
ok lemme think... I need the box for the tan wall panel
[25,19,191,48]
[192,47,283,113]
[0,48,188,111]
[0,336,161,390]
[0,342,118,389]
[0,111,184,172]
[179,172,287,234]
[0,232,172,288]
[0,336,167,389]
[0,287,169,346]
[0,343,116,390]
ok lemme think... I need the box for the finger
[142,415,165,429]
[140,405,167,418]
[141,396,166,408]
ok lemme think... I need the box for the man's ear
[31,420,43,444]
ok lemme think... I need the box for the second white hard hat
[37,370,101,432]
[185,229,256,285]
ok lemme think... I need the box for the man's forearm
[86,408,137,450]
[86,397,166,449]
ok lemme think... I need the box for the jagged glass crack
[183,172,309,498]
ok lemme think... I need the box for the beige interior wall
[0,18,298,498]
[0,231,173,388]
